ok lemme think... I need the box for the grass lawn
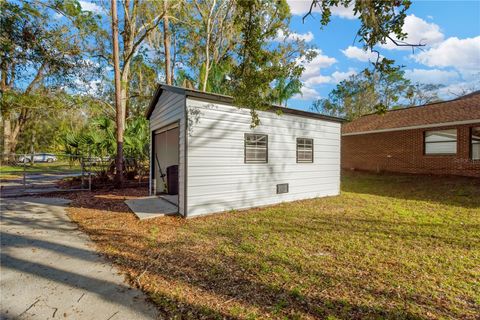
[0,161,82,179]
[65,171,480,319]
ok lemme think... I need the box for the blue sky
[76,0,480,112]
[285,0,480,111]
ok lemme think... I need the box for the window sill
[424,154,457,157]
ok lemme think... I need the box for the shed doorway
[153,123,179,206]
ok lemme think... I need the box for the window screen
[297,138,314,163]
[424,129,457,155]
[245,134,268,163]
[472,127,480,160]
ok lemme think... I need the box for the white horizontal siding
[188,127,340,143]
[189,103,340,130]
[150,91,184,130]
[149,90,186,215]
[192,117,340,134]
[187,189,338,217]
[189,139,340,152]
[186,98,341,217]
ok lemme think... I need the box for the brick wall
[341,123,480,177]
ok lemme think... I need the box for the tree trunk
[111,0,124,187]
[6,107,28,155]
[163,0,172,85]
[201,27,210,91]
[3,117,12,159]
[1,64,45,156]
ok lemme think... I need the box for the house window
[472,127,480,160]
[245,134,268,163]
[297,138,314,163]
[424,129,457,155]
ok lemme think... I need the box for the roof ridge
[354,91,480,119]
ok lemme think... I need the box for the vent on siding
[276,183,289,194]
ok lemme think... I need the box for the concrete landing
[158,194,178,206]
[125,196,178,220]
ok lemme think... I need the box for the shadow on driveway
[0,197,158,319]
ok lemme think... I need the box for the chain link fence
[0,153,149,196]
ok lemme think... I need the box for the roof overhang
[145,84,346,123]
[342,119,480,136]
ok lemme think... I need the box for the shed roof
[342,91,480,134]
[145,84,345,123]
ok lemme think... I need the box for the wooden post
[81,155,85,189]
[88,147,91,191]
[23,154,26,190]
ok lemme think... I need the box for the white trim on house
[154,122,179,134]
[149,90,186,215]
[342,119,480,136]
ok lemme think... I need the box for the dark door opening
[153,124,179,206]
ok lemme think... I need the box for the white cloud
[297,49,356,97]
[436,79,480,99]
[293,85,321,100]
[404,69,459,85]
[381,14,444,50]
[78,1,105,14]
[74,78,102,96]
[287,0,356,19]
[341,46,382,62]
[299,49,337,83]
[275,30,314,43]
[330,70,357,83]
[304,69,356,86]
[330,4,356,19]
[287,0,320,15]
[412,36,480,77]
[304,75,331,86]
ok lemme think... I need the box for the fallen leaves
[59,172,480,320]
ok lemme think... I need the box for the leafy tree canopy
[306,0,414,49]
[312,60,418,120]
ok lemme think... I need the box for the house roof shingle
[342,91,480,134]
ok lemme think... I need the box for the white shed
[146,84,344,218]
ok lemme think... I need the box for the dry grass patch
[64,172,480,319]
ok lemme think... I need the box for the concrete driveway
[0,197,158,320]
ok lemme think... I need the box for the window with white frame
[244,134,268,163]
[297,138,314,163]
[471,127,480,160]
[424,129,457,155]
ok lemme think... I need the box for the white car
[18,153,57,163]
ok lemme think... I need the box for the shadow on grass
[341,170,480,209]
[54,174,478,319]
[79,226,428,320]
[66,207,431,319]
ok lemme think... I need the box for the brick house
[342,91,480,177]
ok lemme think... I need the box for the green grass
[68,171,480,319]
[0,161,81,179]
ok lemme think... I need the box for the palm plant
[271,77,302,107]
[61,115,149,180]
